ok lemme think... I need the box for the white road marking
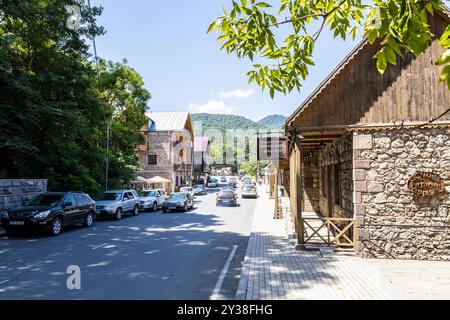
[210,245,238,300]
[92,243,108,250]
[0,280,9,286]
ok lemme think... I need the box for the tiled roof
[146,112,190,131]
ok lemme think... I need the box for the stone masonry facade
[353,129,450,260]
[138,131,173,180]
[0,179,48,211]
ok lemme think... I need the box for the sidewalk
[236,186,450,300]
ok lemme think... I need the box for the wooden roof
[285,9,450,133]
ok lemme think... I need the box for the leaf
[255,2,271,8]
[439,65,450,82]
[384,46,396,65]
[375,50,387,74]
[207,21,216,33]
[437,49,450,65]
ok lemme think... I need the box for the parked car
[193,184,206,195]
[242,185,258,199]
[0,192,96,236]
[95,190,140,220]
[180,187,195,198]
[162,192,194,212]
[207,178,219,188]
[220,176,227,182]
[216,189,238,206]
[139,189,166,212]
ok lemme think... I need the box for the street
[0,183,256,300]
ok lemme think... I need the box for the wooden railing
[301,217,356,248]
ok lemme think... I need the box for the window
[64,194,76,206]
[74,194,86,205]
[148,155,157,165]
[334,163,341,206]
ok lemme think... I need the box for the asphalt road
[0,183,256,300]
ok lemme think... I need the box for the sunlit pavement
[0,183,256,300]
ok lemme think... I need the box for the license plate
[10,221,24,226]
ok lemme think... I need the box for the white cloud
[218,88,255,99]
[188,100,235,114]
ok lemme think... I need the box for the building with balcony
[136,111,194,191]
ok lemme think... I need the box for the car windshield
[97,192,122,201]
[194,185,203,189]
[181,188,192,192]
[244,187,254,191]
[168,193,185,201]
[219,190,234,196]
[25,194,63,206]
[140,191,157,197]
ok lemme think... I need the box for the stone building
[136,112,194,190]
[284,11,450,260]
[193,137,211,179]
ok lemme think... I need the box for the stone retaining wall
[0,179,48,211]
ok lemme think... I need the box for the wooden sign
[407,172,445,196]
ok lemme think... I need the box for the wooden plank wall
[291,13,450,129]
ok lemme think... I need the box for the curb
[235,226,255,300]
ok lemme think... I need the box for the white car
[139,189,167,211]
[180,187,195,198]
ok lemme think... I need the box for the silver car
[139,189,167,211]
[95,190,140,220]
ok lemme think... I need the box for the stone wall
[138,131,173,180]
[0,179,48,211]
[353,129,450,260]
[318,134,354,218]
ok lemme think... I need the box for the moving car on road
[95,190,140,220]
[216,189,238,206]
[220,176,227,182]
[162,192,194,212]
[242,185,258,199]
[1,191,96,236]
[139,189,166,212]
[207,178,219,188]
[193,184,206,195]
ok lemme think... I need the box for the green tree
[97,59,151,189]
[0,1,150,195]
[208,0,449,97]
[240,161,257,178]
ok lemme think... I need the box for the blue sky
[90,0,362,121]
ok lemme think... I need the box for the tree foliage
[0,0,150,195]
[208,0,449,97]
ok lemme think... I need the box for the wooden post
[273,164,280,219]
[295,140,304,249]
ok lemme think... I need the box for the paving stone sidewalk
[236,188,390,300]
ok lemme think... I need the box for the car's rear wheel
[115,208,123,220]
[84,212,94,227]
[152,202,157,212]
[49,217,62,236]
[132,205,139,216]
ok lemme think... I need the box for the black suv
[0,192,96,236]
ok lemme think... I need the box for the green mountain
[191,113,266,131]
[257,114,287,129]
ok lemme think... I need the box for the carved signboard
[407,172,445,196]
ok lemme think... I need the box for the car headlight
[177,202,184,206]
[1,212,9,219]
[34,210,51,220]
